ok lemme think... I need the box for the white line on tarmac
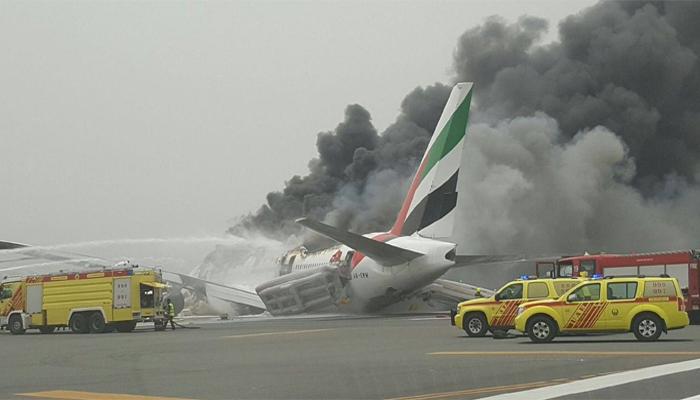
[681,395,700,400]
[220,328,333,339]
[476,358,700,400]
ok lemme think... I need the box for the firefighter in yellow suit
[166,299,176,330]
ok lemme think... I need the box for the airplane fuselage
[277,233,457,312]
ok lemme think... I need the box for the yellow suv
[514,276,690,342]
[451,277,582,336]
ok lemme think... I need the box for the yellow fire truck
[0,267,168,334]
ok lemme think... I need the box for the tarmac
[1,314,699,400]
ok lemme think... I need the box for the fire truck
[0,266,168,334]
[535,250,700,323]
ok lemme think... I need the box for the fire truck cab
[535,250,700,323]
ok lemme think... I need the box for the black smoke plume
[230,1,700,254]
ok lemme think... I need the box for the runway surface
[1,315,699,400]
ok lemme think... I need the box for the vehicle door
[561,282,607,331]
[491,282,524,327]
[602,281,639,330]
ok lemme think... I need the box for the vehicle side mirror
[567,293,578,302]
[494,293,501,301]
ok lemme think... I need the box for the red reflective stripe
[390,160,428,235]
[576,303,596,328]
[582,304,606,328]
[565,304,585,329]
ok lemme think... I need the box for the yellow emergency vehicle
[0,267,168,335]
[514,276,690,342]
[451,277,582,336]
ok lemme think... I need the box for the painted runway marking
[681,395,700,400]
[385,380,555,400]
[18,391,193,400]
[429,351,700,357]
[220,328,333,339]
[475,358,700,400]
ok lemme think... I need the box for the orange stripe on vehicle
[576,304,598,329]
[566,304,587,329]
[498,302,514,326]
[577,304,597,328]
[587,304,608,328]
[564,304,579,329]
[492,304,506,326]
[582,303,606,328]
[580,303,603,329]
[573,304,591,329]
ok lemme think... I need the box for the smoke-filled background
[229,1,700,256]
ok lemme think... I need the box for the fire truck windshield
[558,262,573,277]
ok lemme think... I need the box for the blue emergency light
[592,273,603,279]
[520,275,529,280]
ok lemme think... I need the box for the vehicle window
[537,262,555,278]
[527,282,549,299]
[569,283,601,302]
[643,280,676,297]
[140,284,155,308]
[558,262,573,277]
[498,283,523,300]
[553,280,579,296]
[607,282,637,300]
[580,260,596,277]
[0,287,11,300]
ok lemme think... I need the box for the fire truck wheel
[39,326,55,334]
[632,313,663,341]
[89,313,106,333]
[463,313,488,337]
[69,313,89,334]
[8,315,25,335]
[526,315,557,343]
[116,321,137,333]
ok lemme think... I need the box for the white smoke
[454,113,700,255]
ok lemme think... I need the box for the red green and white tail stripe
[391,82,473,238]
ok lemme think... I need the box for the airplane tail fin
[390,82,474,239]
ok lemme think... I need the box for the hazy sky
[1,0,597,245]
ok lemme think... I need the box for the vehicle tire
[69,313,89,334]
[463,313,488,337]
[116,321,137,333]
[526,315,557,343]
[632,313,663,342]
[88,312,106,333]
[39,326,55,334]
[8,315,25,335]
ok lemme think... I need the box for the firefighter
[166,299,176,330]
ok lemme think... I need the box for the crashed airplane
[1,82,518,317]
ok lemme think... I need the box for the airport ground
[1,315,699,400]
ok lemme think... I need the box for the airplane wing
[453,255,529,267]
[379,278,496,313]
[420,278,495,305]
[296,218,423,266]
[163,271,266,311]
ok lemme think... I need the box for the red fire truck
[535,250,700,323]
